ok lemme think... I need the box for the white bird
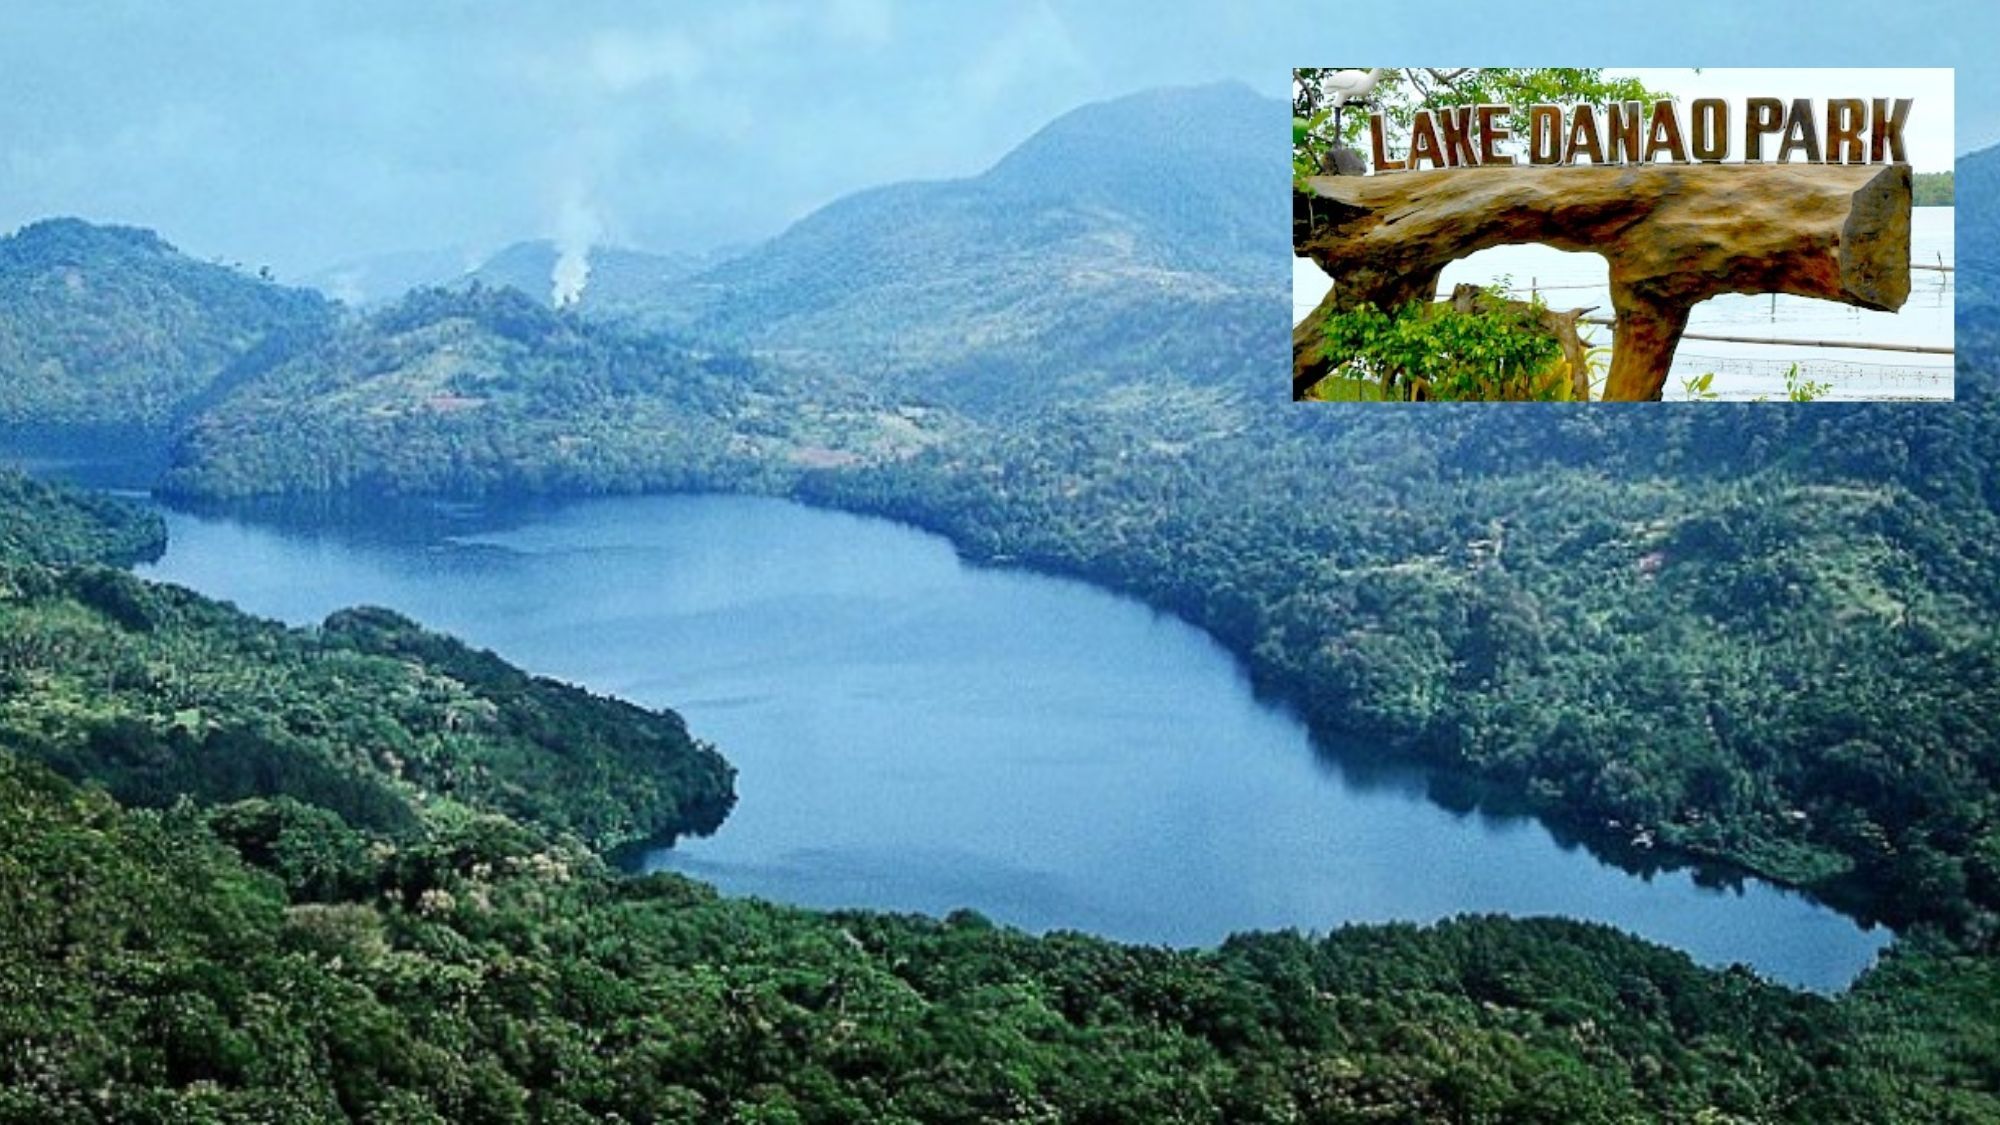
[1320,68,1386,110]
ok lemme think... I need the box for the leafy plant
[1317,289,1567,401]
[1681,372,1720,401]
[1784,363,1832,402]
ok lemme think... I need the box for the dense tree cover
[1913,171,1954,206]
[1,108,1995,1120]
[1308,295,1576,401]
[8,725,2000,1122]
[0,468,165,566]
[162,284,948,499]
[7,475,1996,1120]
[0,552,732,850]
[800,396,2000,939]
[0,218,333,431]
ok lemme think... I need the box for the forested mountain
[2,473,1996,1121]
[0,218,333,432]
[619,82,1288,417]
[162,283,951,498]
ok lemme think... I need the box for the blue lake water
[1295,206,1955,400]
[126,491,1893,991]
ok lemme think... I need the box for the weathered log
[1296,163,1912,401]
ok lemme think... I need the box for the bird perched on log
[1318,68,1387,175]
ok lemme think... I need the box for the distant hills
[1,83,1288,490]
[622,82,1289,417]
[0,218,331,431]
[301,245,484,308]
[161,283,947,499]
[456,241,729,315]
[7,97,1990,484]
[302,240,738,312]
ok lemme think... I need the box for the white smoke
[551,186,603,308]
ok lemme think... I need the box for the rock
[1295,164,1912,400]
[1321,146,1368,176]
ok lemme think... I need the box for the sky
[1,1,1989,280]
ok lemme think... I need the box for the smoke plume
[551,185,603,308]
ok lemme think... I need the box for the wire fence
[1673,352,1953,380]
[1668,352,1954,401]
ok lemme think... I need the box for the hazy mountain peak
[630,83,1286,417]
[981,81,1279,192]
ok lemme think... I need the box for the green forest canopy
[0,469,1996,1122]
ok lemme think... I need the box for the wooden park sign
[1368,98,1913,172]
[1295,97,1917,401]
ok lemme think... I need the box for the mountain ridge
[621,81,1289,417]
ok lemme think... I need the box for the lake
[129,492,1892,990]
[1295,206,1955,400]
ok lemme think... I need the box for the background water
[1295,206,1955,400]
[133,492,1892,990]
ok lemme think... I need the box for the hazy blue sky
[1,1,1987,279]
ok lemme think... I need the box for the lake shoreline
[120,477,1893,991]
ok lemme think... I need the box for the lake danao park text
[1367,97,1914,173]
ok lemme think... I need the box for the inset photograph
[1293,68,1954,401]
